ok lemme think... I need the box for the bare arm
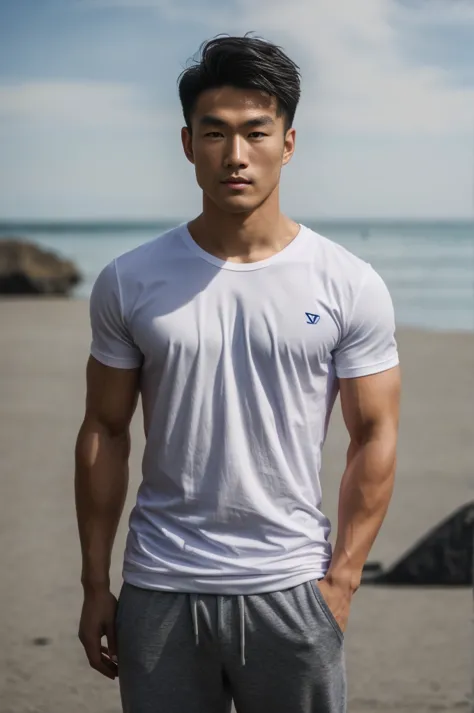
[326,366,401,594]
[75,355,140,593]
[75,356,140,679]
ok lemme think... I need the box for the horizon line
[1,216,473,226]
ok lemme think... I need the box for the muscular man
[76,35,400,713]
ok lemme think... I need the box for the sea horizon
[1,216,473,231]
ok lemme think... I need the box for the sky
[1,0,474,220]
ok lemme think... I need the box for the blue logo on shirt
[305,312,320,324]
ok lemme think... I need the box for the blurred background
[0,1,473,712]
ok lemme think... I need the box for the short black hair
[178,34,301,132]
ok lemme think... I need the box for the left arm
[326,366,401,594]
[317,266,401,631]
[318,367,400,632]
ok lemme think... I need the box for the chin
[221,202,256,214]
[212,196,260,214]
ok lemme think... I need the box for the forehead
[192,86,280,124]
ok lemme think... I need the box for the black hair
[178,34,301,132]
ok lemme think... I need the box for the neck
[188,188,299,263]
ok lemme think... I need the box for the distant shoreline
[1,217,473,233]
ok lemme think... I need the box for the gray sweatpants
[116,580,346,713]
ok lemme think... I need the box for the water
[1,219,473,332]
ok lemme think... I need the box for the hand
[78,588,119,679]
[316,577,353,634]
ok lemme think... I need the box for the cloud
[1,0,473,218]
[75,0,214,22]
[400,0,474,26]
[0,81,176,131]
[74,0,474,136]
[218,0,474,135]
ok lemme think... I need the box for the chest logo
[305,312,321,325]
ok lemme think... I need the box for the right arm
[75,356,140,679]
[75,356,140,594]
[77,258,143,678]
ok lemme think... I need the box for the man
[76,35,400,713]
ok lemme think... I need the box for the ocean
[1,219,473,332]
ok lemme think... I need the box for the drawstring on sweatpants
[189,594,247,666]
[190,594,199,647]
[237,596,246,665]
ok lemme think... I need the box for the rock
[0,238,82,295]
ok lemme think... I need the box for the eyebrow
[198,115,276,129]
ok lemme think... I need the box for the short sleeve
[89,259,143,369]
[333,267,399,378]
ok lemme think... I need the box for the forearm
[74,420,130,592]
[326,433,397,592]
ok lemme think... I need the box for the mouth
[221,178,252,189]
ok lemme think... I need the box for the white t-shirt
[90,223,399,594]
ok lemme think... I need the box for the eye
[249,132,266,138]
[204,132,223,138]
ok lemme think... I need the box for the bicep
[85,356,141,435]
[339,366,401,445]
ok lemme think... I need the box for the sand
[0,298,473,713]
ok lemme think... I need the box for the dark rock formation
[362,501,474,586]
[0,239,82,295]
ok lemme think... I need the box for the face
[181,86,296,214]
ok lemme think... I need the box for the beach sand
[0,298,473,713]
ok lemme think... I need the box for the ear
[181,126,195,165]
[282,127,296,166]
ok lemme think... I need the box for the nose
[223,135,249,170]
